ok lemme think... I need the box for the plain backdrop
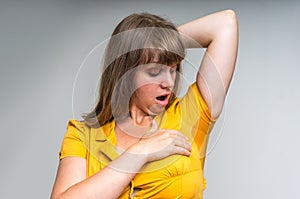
[0,0,299,198]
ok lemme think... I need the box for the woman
[51,9,238,199]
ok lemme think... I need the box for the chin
[149,105,165,115]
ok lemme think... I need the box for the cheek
[135,84,157,98]
[134,75,160,90]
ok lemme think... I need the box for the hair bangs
[137,26,186,66]
[138,47,184,67]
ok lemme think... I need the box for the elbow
[224,9,237,18]
[223,9,238,27]
[224,9,237,19]
[218,9,238,38]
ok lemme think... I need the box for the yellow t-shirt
[59,83,216,199]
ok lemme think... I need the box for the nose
[160,71,175,89]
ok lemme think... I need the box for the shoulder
[167,83,215,123]
[64,119,91,143]
[59,119,90,159]
[67,119,89,132]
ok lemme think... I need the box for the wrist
[126,144,149,163]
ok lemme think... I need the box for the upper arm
[51,157,86,199]
[199,10,238,119]
[51,119,88,198]
[179,10,239,119]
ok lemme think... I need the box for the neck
[115,105,155,139]
[129,105,154,127]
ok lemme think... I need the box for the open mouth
[156,95,168,101]
[155,94,170,107]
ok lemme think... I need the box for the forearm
[52,151,147,199]
[52,128,192,199]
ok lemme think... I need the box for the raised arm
[178,9,239,119]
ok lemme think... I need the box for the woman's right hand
[127,129,192,163]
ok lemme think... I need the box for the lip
[155,93,170,107]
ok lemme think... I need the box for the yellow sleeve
[59,119,88,159]
[192,83,217,123]
[178,83,216,165]
[179,83,216,126]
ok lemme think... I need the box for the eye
[147,65,162,77]
[148,69,160,77]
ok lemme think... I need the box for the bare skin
[178,9,238,119]
[51,9,238,199]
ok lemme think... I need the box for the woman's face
[130,62,177,116]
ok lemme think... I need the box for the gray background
[1,0,299,198]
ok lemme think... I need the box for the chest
[87,141,204,198]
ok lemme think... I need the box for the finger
[172,136,192,151]
[160,130,191,151]
[164,129,189,141]
[172,146,191,156]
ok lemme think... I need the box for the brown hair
[83,13,186,128]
